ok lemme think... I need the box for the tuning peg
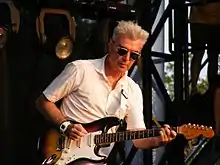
[188,123,191,125]
[193,124,196,126]
[209,126,212,129]
[201,125,205,130]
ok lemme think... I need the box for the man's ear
[107,39,113,52]
[109,39,113,45]
[108,39,114,48]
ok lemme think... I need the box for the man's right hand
[65,124,88,141]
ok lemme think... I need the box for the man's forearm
[133,137,161,149]
[36,95,66,126]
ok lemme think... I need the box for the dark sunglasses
[117,47,141,61]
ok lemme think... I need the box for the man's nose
[122,52,130,61]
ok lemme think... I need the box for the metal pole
[138,0,152,163]
[173,0,185,106]
[151,0,166,163]
[142,33,153,165]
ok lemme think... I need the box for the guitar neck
[94,127,178,144]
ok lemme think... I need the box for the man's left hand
[158,124,177,145]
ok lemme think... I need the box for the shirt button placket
[105,87,113,115]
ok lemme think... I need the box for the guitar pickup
[76,138,82,148]
[88,133,91,147]
[88,133,95,147]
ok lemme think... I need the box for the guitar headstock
[178,123,214,140]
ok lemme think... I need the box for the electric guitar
[39,117,214,165]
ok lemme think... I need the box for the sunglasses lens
[117,48,128,56]
[130,52,140,60]
[117,47,140,60]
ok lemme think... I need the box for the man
[36,20,177,165]
[189,1,220,94]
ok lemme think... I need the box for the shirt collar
[93,55,107,75]
[93,54,128,79]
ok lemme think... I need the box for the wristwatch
[59,121,71,133]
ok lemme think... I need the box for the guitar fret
[119,132,124,141]
[117,132,121,141]
[102,134,105,143]
[126,131,129,140]
[106,134,112,143]
[95,135,98,144]
[95,135,99,144]
[142,131,145,138]
[109,134,111,142]
[117,132,121,142]
[106,134,109,143]
[104,133,107,143]
[120,132,122,141]
[110,133,114,143]
[99,135,102,143]
[117,132,120,142]
[100,135,103,144]
[102,134,104,143]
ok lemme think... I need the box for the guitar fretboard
[94,127,177,144]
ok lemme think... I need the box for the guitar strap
[106,118,127,165]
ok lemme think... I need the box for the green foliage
[164,61,208,100]
[164,62,175,100]
[197,77,209,94]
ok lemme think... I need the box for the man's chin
[117,66,128,73]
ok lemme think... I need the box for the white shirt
[43,55,146,158]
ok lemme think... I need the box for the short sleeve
[126,84,146,130]
[43,62,83,103]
